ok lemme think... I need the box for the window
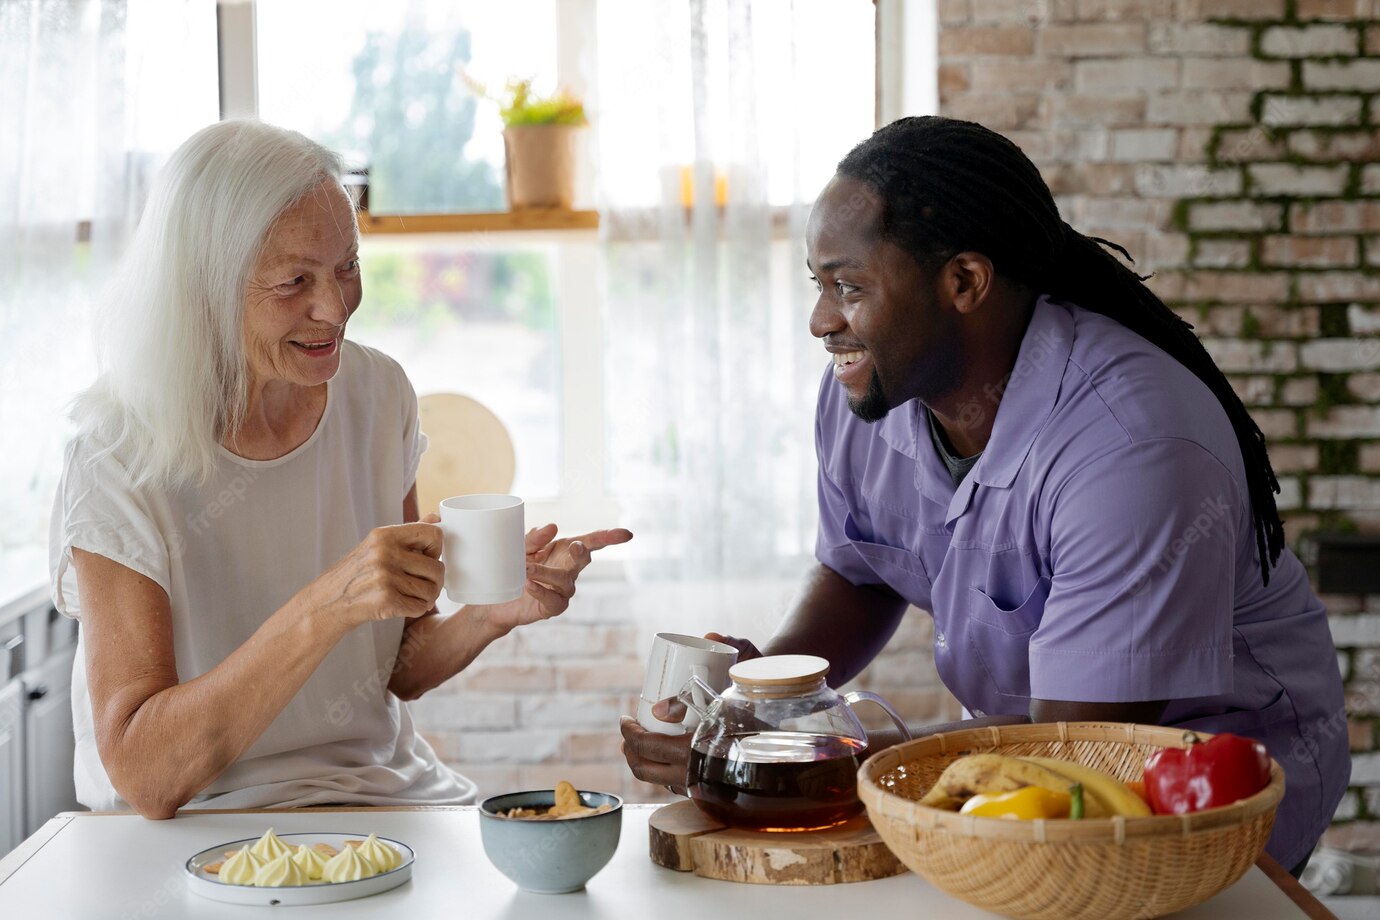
[0,1,218,600]
[347,238,562,498]
[256,0,560,214]
[0,0,881,603]
[243,0,878,539]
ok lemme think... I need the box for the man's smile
[829,348,870,383]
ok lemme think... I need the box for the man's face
[805,175,963,421]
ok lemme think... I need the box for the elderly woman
[49,120,631,818]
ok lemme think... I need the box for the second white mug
[636,632,739,735]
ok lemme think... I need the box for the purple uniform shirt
[815,296,1348,869]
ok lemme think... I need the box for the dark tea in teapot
[688,731,867,831]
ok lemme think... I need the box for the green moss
[1318,440,1360,475]
[1315,372,1353,416]
[1205,128,1223,167]
[1299,511,1359,542]
[1240,307,1263,339]
[1171,199,1193,233]
[1320,303,1351,338]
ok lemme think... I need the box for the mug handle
[843,690,912,741]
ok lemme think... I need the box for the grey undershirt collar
[926,407,983,487]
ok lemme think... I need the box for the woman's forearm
[98,589,349,818]
[387,605,512,700]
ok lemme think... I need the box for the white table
[0,806,1329,919]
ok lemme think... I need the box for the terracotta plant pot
[502,124,581,209]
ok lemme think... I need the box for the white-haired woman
[49,120,631,818]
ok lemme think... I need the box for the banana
[919,753,1108,817]
[1019,756,1152,818]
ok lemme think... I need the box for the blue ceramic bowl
[478,789,624,893]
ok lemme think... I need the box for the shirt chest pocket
[968,575,1051,699]
[844,512,932,606]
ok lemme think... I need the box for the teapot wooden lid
[729,654,829,687]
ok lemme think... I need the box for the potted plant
[468,76,587,210]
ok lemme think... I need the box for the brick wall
[938,0,1380,850]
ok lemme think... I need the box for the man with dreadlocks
[621,117,1347,875]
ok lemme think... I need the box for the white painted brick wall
[1363,163,1380,194]
[1260,94,1366,127]
[1073,58,1180,91]
[1303,59,1380,89]
[1308,407,1380,438]
[1248,163,1351,196]
[1331,615,1380,648]
[1134,164,1241,196]
[1186,200,1284,232]
[1260,24,1360,57]
[1148,22,1252,55]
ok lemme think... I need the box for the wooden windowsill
[357,208,599,234]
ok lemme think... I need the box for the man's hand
[620,699,694,794]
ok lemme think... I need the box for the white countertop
[0,806,1318,919]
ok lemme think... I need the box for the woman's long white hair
[71,120,345,488]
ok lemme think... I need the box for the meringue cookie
[291,844,329,881]
[249,827,292,862]
[354,833,402,872]
[252,850,309,887]
[322,844,377,883]
[217,845,264,886]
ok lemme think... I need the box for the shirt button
[935,631,947,649]
[972,708,986,718]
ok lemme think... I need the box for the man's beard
[847,335,966,424]
[848,369,891,422]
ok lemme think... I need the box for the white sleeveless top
[49,341,475,811]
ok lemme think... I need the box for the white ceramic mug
[440,494,525,605]
[636,633,739,735]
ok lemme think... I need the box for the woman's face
[242,179,362,389]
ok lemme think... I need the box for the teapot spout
[677,672,720,718]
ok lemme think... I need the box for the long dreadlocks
[837,116,1284,586]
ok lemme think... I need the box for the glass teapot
[678,654,910,832]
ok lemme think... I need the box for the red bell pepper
[1143,731,1271,815]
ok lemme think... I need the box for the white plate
[184,832,414,906]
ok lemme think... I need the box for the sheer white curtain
[0,0,216,596]
[595,0,874,580]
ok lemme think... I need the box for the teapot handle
[843,690,912,741]
[677,672,717,719]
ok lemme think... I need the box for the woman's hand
[477,522,633,631]
[306,522,445,631]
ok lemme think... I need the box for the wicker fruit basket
[857,722,1285,920]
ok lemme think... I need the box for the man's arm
[759,563,908,685]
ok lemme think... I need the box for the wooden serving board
[647,799,907,885]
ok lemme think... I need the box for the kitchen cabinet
[0,680,23,855]
[0,590,80,856]
[21,644,78,838]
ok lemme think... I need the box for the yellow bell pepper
[959,786,1072,820]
